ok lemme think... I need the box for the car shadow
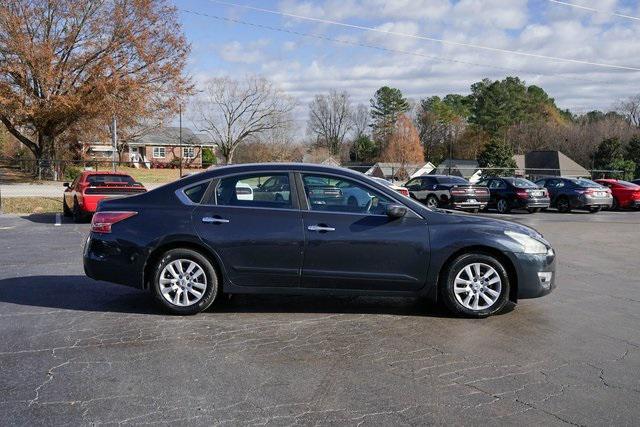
[20,212,59,223]
[0,275,508,318]
[0,275,157,314]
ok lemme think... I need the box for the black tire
[274,193,284,202]
[151,248,219,315]
[347,196,358,208]
[611,197,619,211]
[440,253,510,318]
[470,208,479,214]
[496,198,511,214]
[72,198,84,223]
[589,206,601,213]
[63,198,72,217]
[426,195,439,209]
[527,207,541,214]
[556,197,571,213]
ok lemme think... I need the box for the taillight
[91,211,137,233]
[398,188,409,197]
[515,190,529,199]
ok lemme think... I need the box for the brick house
[84,127,217,168]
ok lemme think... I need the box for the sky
[176,0,640,121]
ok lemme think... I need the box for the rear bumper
[83,233,145,289]
[576,195,613,209]
[450,195,489,210]
[513,198,550,209]
[509,250,556,299]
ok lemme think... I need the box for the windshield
[616,180,640,188]
[87,174,136,185]
[511,178,538,188]
[569,178,601,188]
[439,176,469,185]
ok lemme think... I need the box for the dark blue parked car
[84,163,556,318]
[534,177,612,213]
[477,177,550,214]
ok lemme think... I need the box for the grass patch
[1,197,61,214]
[115,167,207,184]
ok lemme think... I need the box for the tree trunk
[38,133,56,180]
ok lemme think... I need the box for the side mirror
[386,204,407,219]
[63,182,70,187]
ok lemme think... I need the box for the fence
[0,157,634,214]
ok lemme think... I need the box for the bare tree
[616,95,640,127]
[193,76,294,164]
[0,0,191,176]
[350,103,370,139]
[307,90,353,156]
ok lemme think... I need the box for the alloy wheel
[159,259,208,307]
[497,199,508,213]
[426,196,439,208]
[453,262,502,311]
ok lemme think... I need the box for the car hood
[432,208,545,240]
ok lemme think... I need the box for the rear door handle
[307,225,335,232]
[202,216,229,224]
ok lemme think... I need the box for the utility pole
[111,115,117,172]
[179,105,183,177]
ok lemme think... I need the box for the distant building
[302,153,341,166]
[520,151,589,179]
[365,162,435,181]
[84,127,217,168]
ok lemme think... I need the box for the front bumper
[509,249,557,299]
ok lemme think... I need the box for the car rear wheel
[611,197,619,210]
[152,249,219,315]
[496,198,510,214]
[556,197,571,213]
[63,198,72,217]
[527,207,541,214]
[589,206,601,213]
[440,253,510,318]
[72,198,84,223]
[426,195,439,209]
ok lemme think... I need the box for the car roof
[82,171,132,176]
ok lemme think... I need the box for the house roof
[433,159,480,178]
[524,151,588,177]
[128,127,216,147]
[365,162,435,179]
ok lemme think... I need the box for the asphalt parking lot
[0,210,638,425]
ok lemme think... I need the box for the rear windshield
[87,174,136,185]
[569,178,601,188]
[439,176,469,185]
[511,178,538,188]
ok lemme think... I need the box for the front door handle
[202,216,230,224]
[307,225,335,232]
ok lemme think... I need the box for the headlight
[504,230,548,254]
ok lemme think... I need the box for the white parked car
[235,182,254,201]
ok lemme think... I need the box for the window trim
[175,179,215,206]
[182,146,195,159]
[152,146,166,159]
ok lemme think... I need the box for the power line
[207,0,640,72]
[182,9,610,85]
[547,0,640,22]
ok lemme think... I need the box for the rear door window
[216,173,293,209]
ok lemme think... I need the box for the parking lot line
[54,213,61,227]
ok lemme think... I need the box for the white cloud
[217,39,270,64]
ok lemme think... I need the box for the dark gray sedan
[84,163,556,318]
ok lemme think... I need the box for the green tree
[370,86,409,148]
[351,134,376,162]
[469,77,560,136]
[627,136,640,178]
[477,137,517,175]
[593,137,635,179]
[202,147,216,167]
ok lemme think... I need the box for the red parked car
[595,179,640,210]
[63,171,146,222]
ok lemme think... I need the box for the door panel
[301,212,430,291]
[193,206,304,287]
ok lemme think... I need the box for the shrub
[202,147,216,167]
[63,165,81,181]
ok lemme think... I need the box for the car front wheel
[152,249,219,315]
[441,253,510,318]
